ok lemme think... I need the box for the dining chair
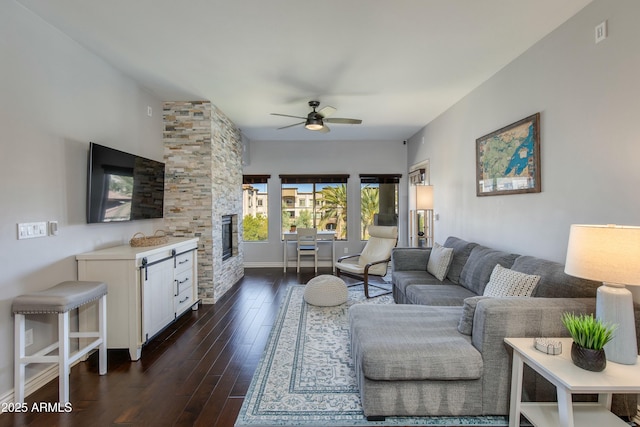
[296,228,318,273]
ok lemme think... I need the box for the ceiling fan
[271,100,362,133]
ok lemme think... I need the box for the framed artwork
[476,113,541,197]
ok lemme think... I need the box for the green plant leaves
[561,312,616,350]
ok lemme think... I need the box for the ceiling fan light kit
[272,100,362,132]
[305,116,324,131]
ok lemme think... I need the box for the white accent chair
[335,225,398,298]
[296,228,319,273]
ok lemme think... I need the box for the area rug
[235,284,508,427]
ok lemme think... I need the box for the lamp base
[596,283,638,365]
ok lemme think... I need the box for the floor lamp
[564,224,640,365]
[415,185,434,248]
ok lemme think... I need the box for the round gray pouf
[304,275,348,306]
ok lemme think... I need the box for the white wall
[0,1,164,399]
[407,0,640,266]
[242,139,408,266]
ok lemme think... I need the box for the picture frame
[476,113,541,197]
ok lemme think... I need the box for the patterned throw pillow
[483,264,541,297]
[426,242,454,281]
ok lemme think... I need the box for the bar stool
[12,281,108,404]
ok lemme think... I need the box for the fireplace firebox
[222,215,233,261]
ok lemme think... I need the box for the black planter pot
[571,342,606,372]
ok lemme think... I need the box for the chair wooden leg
[363,271,370,298]
[14,313,25,404]
[58,311,70,404]
[98,294,107,375]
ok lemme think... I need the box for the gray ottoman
[304,275,348,306]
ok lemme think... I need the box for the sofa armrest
[471,297,596,351]
[471,297,596,414]
[391,248,431,271]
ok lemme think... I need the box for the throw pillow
[457,296,491,335]
[426,242,454,281]
[483,264,541,297]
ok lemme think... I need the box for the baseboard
[243,261,334,268]
[0,364,59,405]
[243,262,281,268]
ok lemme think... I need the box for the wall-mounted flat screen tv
[87,142,165,223]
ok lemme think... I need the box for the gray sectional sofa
[349,236,639,420]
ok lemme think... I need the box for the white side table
[505,337,640,427]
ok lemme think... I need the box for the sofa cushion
[459,245,520,295]
[406,284,476,306]
[443,237,478,285]
[393,271,453,298]
[457,296,491,335]
[483,264,540,297]
[349,304,482,381]
[426,242,454,281]
[510,256,600,298]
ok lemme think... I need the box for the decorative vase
[571,342,606,372]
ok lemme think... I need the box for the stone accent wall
[163,101,244,303]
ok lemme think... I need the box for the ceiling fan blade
[318,106,336,118]
[318,125,330,133]
[323,118,362,124]
[271,113,307,120]
[277,121,305,130]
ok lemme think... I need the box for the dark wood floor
[1,267,327,427]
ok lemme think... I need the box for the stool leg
[14,313,25,404]
[58,311,70,404]
[98,295,107,375]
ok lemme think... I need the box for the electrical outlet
[49,221,59,236]
[25,329,33,347]
[344,247,349,254]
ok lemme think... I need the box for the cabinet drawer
[174,251,193,273]
[175,287,194,316]
[174,270,193,296]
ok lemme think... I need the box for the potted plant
[561,312,616,372]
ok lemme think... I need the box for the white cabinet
[77,238,199,360]
[142,257,175,341]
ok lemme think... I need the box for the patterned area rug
[235,284,508,426]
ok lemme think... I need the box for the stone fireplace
[163,101,244,303]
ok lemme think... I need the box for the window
[280,175,348,240]
[360,174,400,240]
[243,175,270,241]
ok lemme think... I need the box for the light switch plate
[17,222,47,240]
[595,21,607,43]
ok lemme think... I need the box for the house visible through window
[360,174,400,240]
[280,174,348,240]
[242,175,270,241]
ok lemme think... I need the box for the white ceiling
[18,0,592,142]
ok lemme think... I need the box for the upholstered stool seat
[304,275,348,306]
[13,281,108,404]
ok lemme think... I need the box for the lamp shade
[416,185,434,210]
[565,224,640,286]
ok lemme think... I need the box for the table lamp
[564,224,640,365]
